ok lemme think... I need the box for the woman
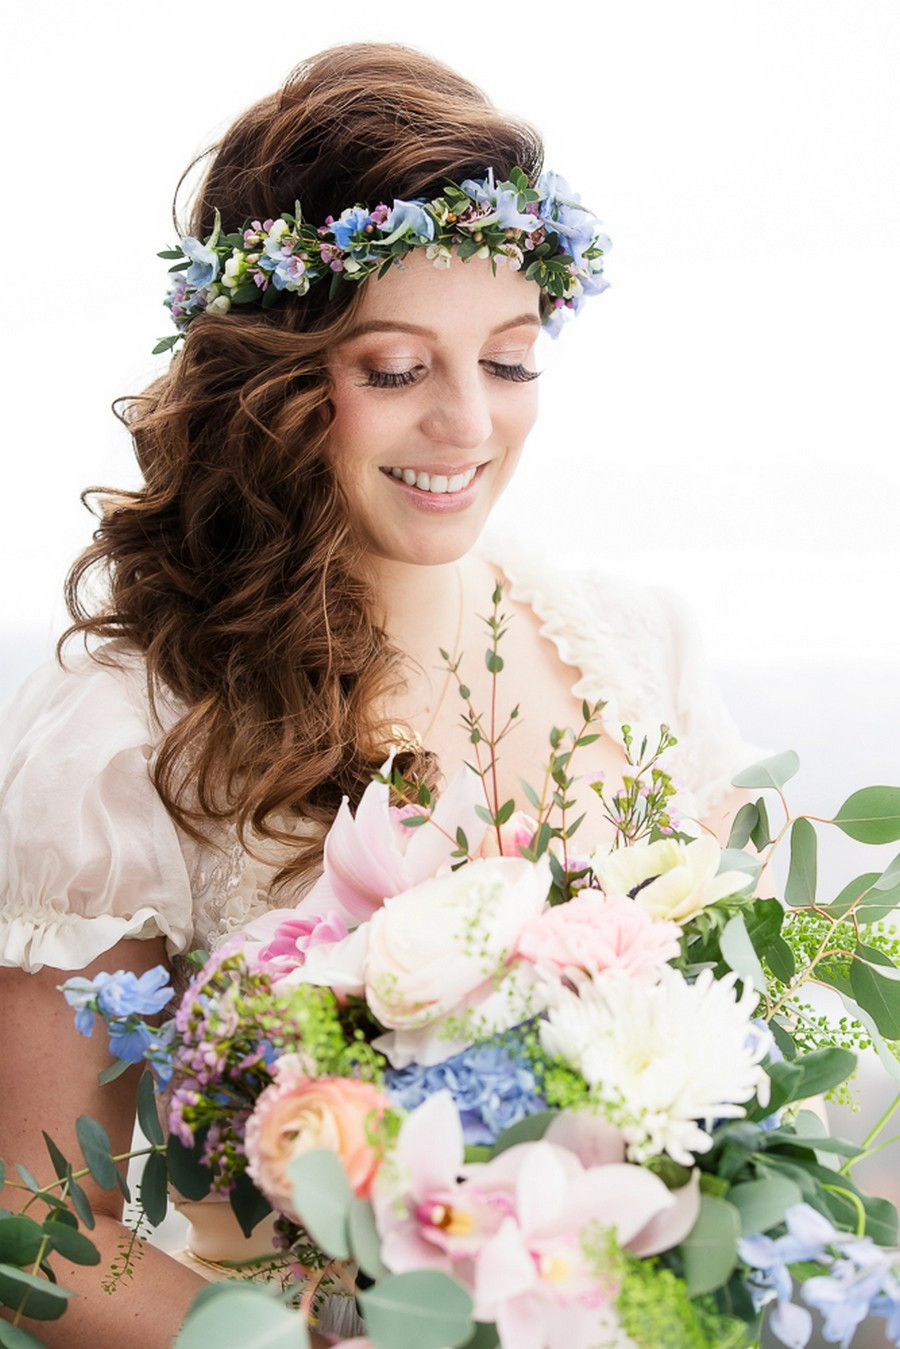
[0,42,754,1346]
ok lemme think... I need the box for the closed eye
[364,368,420,389]
[482,361,540,383]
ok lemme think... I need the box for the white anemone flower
[539,966,770,1165]
[592,835,754,924]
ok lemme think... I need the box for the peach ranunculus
[516,891,681,980]
[244,1057,389,1215]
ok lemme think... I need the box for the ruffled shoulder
[484,532,761,819]
[0,647,194,972]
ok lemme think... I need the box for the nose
[419,369,493,451]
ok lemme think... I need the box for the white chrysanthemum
[539,967,769,1165]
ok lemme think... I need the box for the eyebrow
[344,313,542,341]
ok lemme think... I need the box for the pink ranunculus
[478,810,540,859]
[255,911,349,974]
[515,891,681,981]
[244,1063,389,1217]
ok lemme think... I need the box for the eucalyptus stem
[820,1183,867,1238]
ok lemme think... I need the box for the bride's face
[325,251,542,569]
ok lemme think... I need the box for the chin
[372,515,489,569]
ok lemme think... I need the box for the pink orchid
[300,760,490,924]
[373,1093,701,1349]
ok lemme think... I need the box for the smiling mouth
[379,465,480,495]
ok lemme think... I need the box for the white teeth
[385,465,478,494]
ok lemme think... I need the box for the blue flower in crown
[330,205,374,250]
[383,199,435,243]
[461,168,539,234]
[536,171,610,267]
[181,235,220,290]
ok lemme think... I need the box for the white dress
[0,547,759,1306]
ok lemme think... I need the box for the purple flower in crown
[180,235,220,289]
[330,205,374,249]
[267,253,308,292]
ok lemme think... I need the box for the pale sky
[3,0,898,675]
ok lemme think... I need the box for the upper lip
[380,462,484,474]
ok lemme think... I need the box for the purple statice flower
[385,1036,545,1146]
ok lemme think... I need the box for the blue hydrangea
[385,1037,545,1146]
[460,170,538,234]
[536,171,609,267]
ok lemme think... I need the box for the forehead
[348,250,542,337]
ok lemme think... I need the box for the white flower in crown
[593,835,754,924]
[539,967,770,1166]
[426,242,453,269]
[205,295,232,316]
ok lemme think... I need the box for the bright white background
[3,2,900,1309]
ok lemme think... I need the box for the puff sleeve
[0,653,194,973]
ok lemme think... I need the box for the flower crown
[155,167,610,353]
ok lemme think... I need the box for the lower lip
[380,465,486,513]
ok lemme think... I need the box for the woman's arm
[0,936,206,1347]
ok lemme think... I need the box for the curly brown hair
[62,43,543,888]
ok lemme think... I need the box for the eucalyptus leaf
[767,936,796,986]
[831,986,900,1083]
[15,1166,40,1194]
[75,1116,117,1191]
[229,1170,272,1240]
[41,1220,100,1266]
[0,1216,44,1266]
[348,1197,389,1281]
[750,798,773,851]
[728,1177,803,1236]
[850,952,900,1038]
[139,1149,169,1228]
[728,802,758,849]
[834,786,900,844]
[98,1058,132,1086]
[463,1324,501,1349]
[289,1150,352,1259]
[732,751,800,792]
[678,1195,739,1295]
[717,848,762,883]
[823,872,882,920]
[790,1047,857,1099]
[0,1320,50,1347]
[68,1178,94,1231]
[719,914,767,993]
[41,1133,69,1184]
[359,1270,474,1349]
[0,1265,75,1321]
[166,1130,213,1202]
[175,1284,310,1348]
[785,818,817,906]
[136,1071,164,1147]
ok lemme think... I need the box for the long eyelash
[364,369,419,388]
[485,362,541,383]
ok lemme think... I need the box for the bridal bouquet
[3,588,900,1349]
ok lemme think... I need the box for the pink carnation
[516,892,680,981]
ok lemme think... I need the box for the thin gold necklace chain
[420,562,465,745]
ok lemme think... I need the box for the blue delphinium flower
[330,205,375,249]
[62,971,174,1041]
[536,171,611,268]
[385,1036,545,1147]
[460,170,538,234]
[802,1242,900,1348]
[383,200,435,244]
[180,236,220,289]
